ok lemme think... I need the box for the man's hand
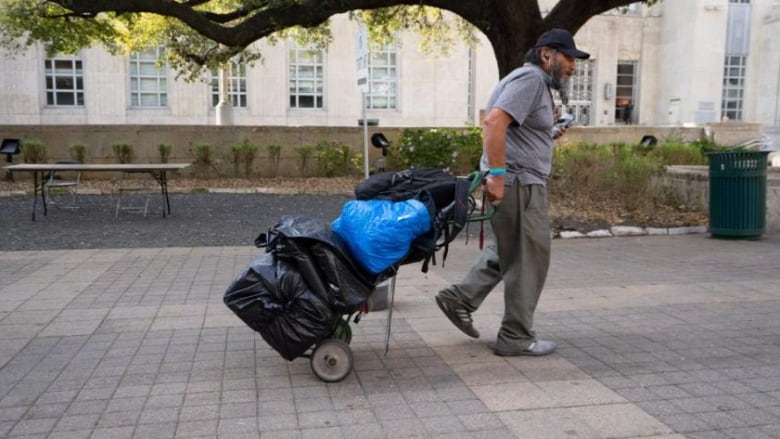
[484,175,505,206]
[552,126,567,140]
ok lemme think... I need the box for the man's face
[550,51,576,91]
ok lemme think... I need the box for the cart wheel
[332,317,352,344]
[310,339,353,383]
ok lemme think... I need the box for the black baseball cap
[534,28,590,59]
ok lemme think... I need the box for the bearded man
[435,28,590,356]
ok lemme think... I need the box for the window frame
[288,43,326,109]
[44,54,85,107]
[362,42,399,110]
[559,59,594,126]
[721,55,746,121]
[211,61,248,108]
[615,60,638,124]
[129,46,168,108]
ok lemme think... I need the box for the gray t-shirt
[479,63,554,186]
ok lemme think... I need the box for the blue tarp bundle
[332,198,432,274]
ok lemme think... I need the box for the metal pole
[362,93,369,179]
[384,274,397,356]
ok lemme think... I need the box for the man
[435,28,590,356]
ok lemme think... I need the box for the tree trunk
[489,26,544,78]
[465,1,547,78]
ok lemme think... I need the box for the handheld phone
[555,113,575,129]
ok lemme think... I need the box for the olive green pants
[438,180,551,350]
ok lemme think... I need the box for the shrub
[112,142,133,164]
[21,139,47,163]
[646,141,707,166]
[551,143,615,210]
[229,141,258,177]
[315,140,352,177]
[230,144,242,176]
[294,145,315,177]
[393,127,483,173]
[158,143,173,163]
[69,143,87,163]
[267,144,282,177]
[191,143,213,178]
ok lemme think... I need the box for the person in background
[435,28,590,356]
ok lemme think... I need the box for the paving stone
[2,230,780,439]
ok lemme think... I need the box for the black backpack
[354,168,473,272]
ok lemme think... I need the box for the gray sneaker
[492,339,557,357]
[435,294,479,338]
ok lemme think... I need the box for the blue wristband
[488,168,507,176]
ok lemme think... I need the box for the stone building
[0,0,778,131]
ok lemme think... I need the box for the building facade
[0,0,778,130]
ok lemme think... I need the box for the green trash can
[706,150,770,238]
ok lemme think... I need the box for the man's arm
[482,107,514,205]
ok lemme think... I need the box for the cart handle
[465,170,495,222]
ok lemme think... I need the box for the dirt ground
[0,174,708,234]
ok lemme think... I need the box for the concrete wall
[1,123,763,177]
[666,165,780,234]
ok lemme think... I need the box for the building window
[562,59,593,126]
[362,44,398,110]
[615,61,637,124]
[130,46,168,107]
[721,55,746,121]
[729,0,749,3]
[289,44,325,109]
[211,62,247,107]
[44,55,84,106]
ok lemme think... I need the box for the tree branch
[51,0,497,46]
[200,8,252,24]
[44,0,645,75]
[545,0,642,31]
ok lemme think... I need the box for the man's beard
[551,61,570,104]
[553,77,570,105]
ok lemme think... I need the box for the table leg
[40,172,48,218]
[161,171,171,216]
[31,171,38,221]
[149,171,171,218]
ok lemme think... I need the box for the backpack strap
[434,177,472,267]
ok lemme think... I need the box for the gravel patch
[2,192,352,251]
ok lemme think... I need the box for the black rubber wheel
[310,339,353,382]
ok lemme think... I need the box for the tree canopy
[0,0,658,78]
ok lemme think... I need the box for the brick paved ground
[0,233,778,438]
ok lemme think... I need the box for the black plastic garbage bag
[223,252,335,361]
[258,215,384,313]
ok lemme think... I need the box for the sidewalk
[0,233,779,438]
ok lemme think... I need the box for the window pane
[56,92,74,106]
[55,77,73,89]
[54,60,72,71]
[299,95,314,107]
